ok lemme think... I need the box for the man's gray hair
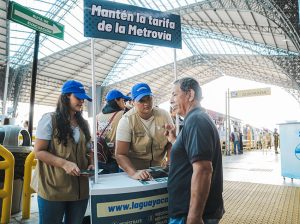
[174,77,202,101]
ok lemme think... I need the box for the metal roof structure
[17,39,128,106]
[0,0,300,112]
[0,0,8,104]
[0,0,6,64]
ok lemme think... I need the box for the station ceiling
[0,0,8,101]
[0,0,299,111]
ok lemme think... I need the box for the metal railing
[0,145,15,224]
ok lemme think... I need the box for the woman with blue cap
[34,80,93,224]
[96,89,131,173]
[115,83,173,180]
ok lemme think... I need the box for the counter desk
[89,172,168,224]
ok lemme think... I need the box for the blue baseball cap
[131,83,153,102]
[106,89,131,101]
[61,80,92,102]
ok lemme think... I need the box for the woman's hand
[131,170,152,180]
[87,164,95,171]
[62,161,80,176]
[80,164,96,177]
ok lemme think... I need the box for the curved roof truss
[1,0,299,112]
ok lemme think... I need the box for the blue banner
[91,187,168,224]
[279,122,300,179]
[84,0,182,49]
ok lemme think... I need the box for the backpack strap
[98,112,118,137]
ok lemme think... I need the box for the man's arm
[187,160,213,224]
[115,140,151,180]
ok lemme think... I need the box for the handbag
[96,112,118,164]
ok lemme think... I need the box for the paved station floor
[221,149,300,224]
[9,148,300,223]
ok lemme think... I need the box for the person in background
[34,80,93,224]
[273,128,279,154]
[257,132,263,149]
[266,132,272,149]
[165,77,224,224]
[170,106,184,132]
[3,117,10,125]
[233,128,240,154]
[96,89,131,173]
[23,120,29,130]
[239,129,243,154]
[115,83,173,180]
[124,92,134,113]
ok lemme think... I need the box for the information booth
[90,173,168,224]
[84,1,180,223]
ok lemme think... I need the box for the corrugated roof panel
[5,0,300,107]
[0,0,6,9]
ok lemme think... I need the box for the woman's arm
[115,140,151,180]
[34,138,80,176]
[87,150,94,170]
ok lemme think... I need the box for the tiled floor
[9,148,300,223]
[221,180,300,223]
[223,149,300,187]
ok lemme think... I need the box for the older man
[116,83,173,180]
[165,77,224,224]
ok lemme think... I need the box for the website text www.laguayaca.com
[108,197,168,212]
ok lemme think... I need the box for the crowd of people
[33,77,224,224]
[230,127,280,155]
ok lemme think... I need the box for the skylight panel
[104,42,192,85]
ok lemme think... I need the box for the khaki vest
[125,107,169,169]
[96,110,123,146]
[37,114,90,201]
